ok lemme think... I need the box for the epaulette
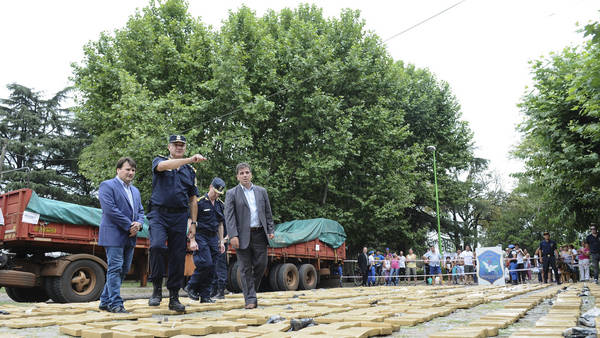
[156,154,168,159]
[199,195,209,201]
[216,198,224,205]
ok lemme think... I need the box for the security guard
[211,224,228,299]
[148,135,206,312]
[536,231,561,284]
[184,177,226,303]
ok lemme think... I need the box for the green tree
[516,20,600,230]
[0,83,95,205]
[72,0,475,252]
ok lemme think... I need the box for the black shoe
[109,306,128,313]
[148,282,162,307]
[215,288,225,300]
[98,303,109,311]
[200,297,215,303]
[168,289,185,312]
[184,284,199,301]
[209,286,217,298]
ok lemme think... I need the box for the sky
[1,0,599,190]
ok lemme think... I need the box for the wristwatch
[191,221,197,225]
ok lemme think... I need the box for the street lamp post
[427,145,443,257]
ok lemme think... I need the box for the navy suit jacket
[98,177,145,247]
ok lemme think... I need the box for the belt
[250,227,263,232]
[154,206,188,214]
[197,228,217,237]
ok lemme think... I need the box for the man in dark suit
[358,247,369,286]
[225,162,275,309]
[98,157,145,313]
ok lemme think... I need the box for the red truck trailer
[0,189,150,303]
[223,218,347,293]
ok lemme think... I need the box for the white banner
[476,246,506,286]
[21,211,40,225]
[0,207,4,225]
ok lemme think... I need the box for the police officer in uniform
[536,231,561,284]
[211,224,229,299]
[183,177,226,303]
[148,135,206,312]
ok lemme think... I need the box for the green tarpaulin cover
[25,191,149,238]
[268,218,346,249]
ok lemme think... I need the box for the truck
[0,188,150,303]
[223,218,347,293]
[0,189,346,303]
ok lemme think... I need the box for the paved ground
[0,282,591,337]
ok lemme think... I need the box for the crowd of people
[355,226,600,288]
[356,245,478,286]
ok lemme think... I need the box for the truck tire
[5,286,49,303]
[269,264,282,291]
[277,263,299,291]
[229,260,243,293]
[298,264,318,290]
[43,277,61,303]
[49,259,105,303]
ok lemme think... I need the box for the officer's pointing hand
[189,154,206,163]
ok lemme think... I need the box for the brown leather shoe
[244,303,256,309]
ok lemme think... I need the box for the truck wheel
[298,264,318,290]
[277,263,299,291]
[269,263,282,291]
[5,286,49,303]
[43,277,61,303]
[50,260,105,303]
[229,260,242,293]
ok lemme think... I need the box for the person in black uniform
[148,135,206,312]
[183,177,226,303]
[211,221,229,299]
[358,247,369,287]
[586,224,600,284]
[536,231,561,284]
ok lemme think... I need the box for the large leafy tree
[72,0,475,252]
[516,20,600,230]
[0,83,95,205]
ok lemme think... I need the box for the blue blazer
[98,177,145,247]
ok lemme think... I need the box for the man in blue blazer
[98,157,145,313]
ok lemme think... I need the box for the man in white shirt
[460,245,475,285]
[423,246,442,285]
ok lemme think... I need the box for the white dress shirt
[242,184,260,228]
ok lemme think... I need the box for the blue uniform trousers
[212,243,228,292]
[187,233,219,298]
[509,262,519,283]
[368,266,376,285]
[149,210,188,290]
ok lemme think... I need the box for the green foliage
[0,84,96,205]
[516,19,600,230]
[72,0,474,252]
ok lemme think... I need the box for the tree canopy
[515,20,600,232]
[72,0,475,252]
[0,83,95,205]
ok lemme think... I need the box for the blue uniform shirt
[539,239,557,256]
[196,193,224,232]
[150,156,199,208]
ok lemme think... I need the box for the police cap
[169,135,186,144]
[211,177,226,194]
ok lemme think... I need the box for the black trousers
[542,255,559,283]
[237,230,268,305]
[361,269,369,286]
